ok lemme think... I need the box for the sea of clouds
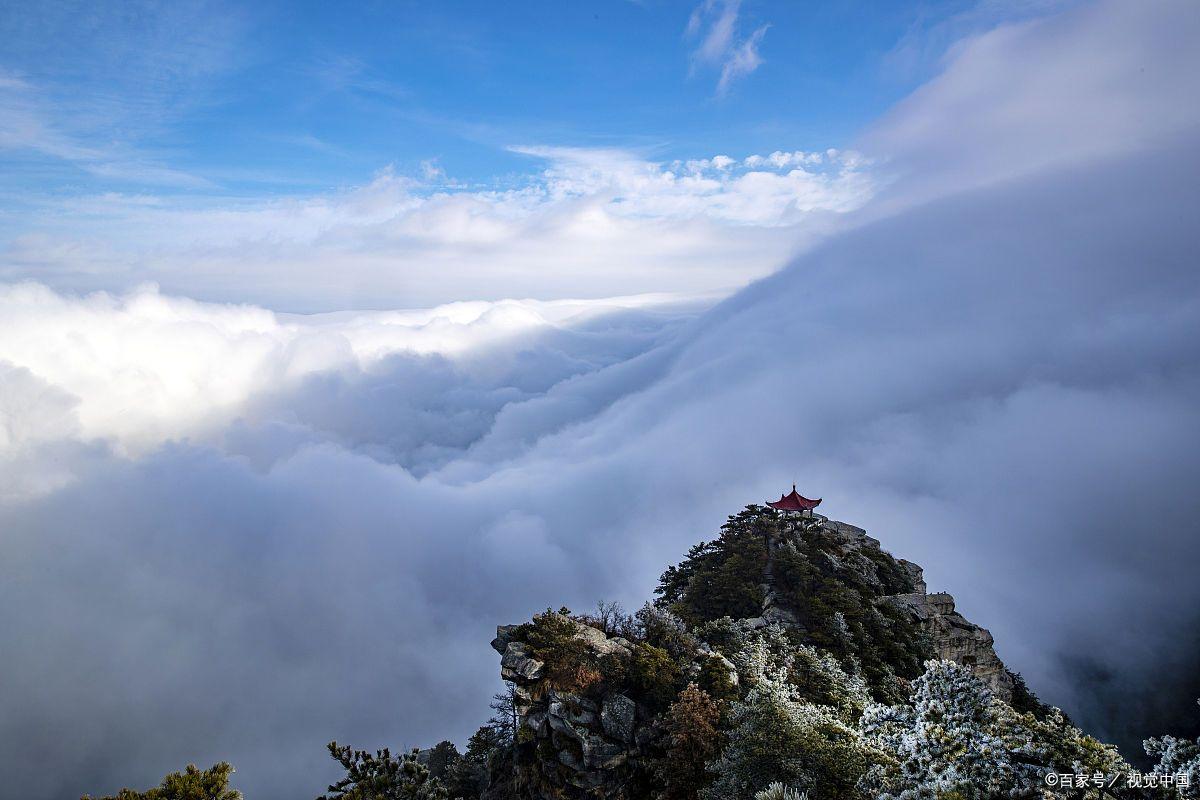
[1,1,1199,797]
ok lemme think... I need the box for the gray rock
[500,642,544,683]
[880,587,1013,701]
[898,559,927,593]
[524,709,548,734]
[581,733,626,770]
[491,624,521,654]
[549,695,598,727]
[573,623,632,658]
[600,694,636,743]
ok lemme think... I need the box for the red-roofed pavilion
[768,485,822,513]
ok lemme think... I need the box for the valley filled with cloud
[1,1,1198,798]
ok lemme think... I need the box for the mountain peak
[483,503,1048,799]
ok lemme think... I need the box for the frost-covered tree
[728,625,871,718]
[1021,706,1128,793]
[859,660,1046,799]
[862,660,1137,800]
[638,603,700,660]
[704,627,879,800]
[319,743,447,800]
[753,783,808,800]
[1145,700,1200,799]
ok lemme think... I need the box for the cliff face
[771,513,1014,702]
[491,621,661,799]
[881,587,1013,701]
[489,507,1018,799]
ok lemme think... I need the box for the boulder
[600,694,636,744]
[500,642,544,683]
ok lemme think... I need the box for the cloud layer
[1,1,1199,798]
[1,146,871,311]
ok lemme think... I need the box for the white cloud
[0,282,700,463]
[2,2,1199,798]
[1,147,874,310]
[686,0,769,95]
[861,0,1200,209]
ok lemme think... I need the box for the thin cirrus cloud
[0,0,242,188]
[686,0,770,95]
[1,1,1199,799]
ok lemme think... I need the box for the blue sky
[1,0,1047,199]
[0,0,1075,310]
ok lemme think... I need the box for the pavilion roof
[768,485,822,512]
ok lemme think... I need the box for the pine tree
[318,743,447,800]
[704,635,877,800]
[859,660,1044,799]
[1145,699,1200,800]
[81,763,242,800]
[423,742,461,782]
[488,682,518,746]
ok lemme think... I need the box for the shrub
[627,642,682,712]
[1144,699,1200,799]
[770,531,929,701]
[656,684,721,800]
[578,600,639,639]
[636,603,699,659]
[423,742,459,782]
[519,610,598,692]
[696,653,738,703]
[81,763,241,800]
[859,661,1044,800]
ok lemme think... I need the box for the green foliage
[443,725,511,800]
[636,603,699,660]
[696,653,738,703]
[423,742,459,782]
[656,507,929,702]
[627,642,682,713]
[770,530,928,701]
[318,743,447,800]
[655,506,772,624]
[81,763,241,800]
[695,616,749,657]
[1007,670,1052,719]
[517,610,599,692]
[656,684,721,800]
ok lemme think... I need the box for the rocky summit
[482,505,1046,800]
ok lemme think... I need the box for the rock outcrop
[490,618,658,799]
[881,584,1014,701]
[773,512,1014,702]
